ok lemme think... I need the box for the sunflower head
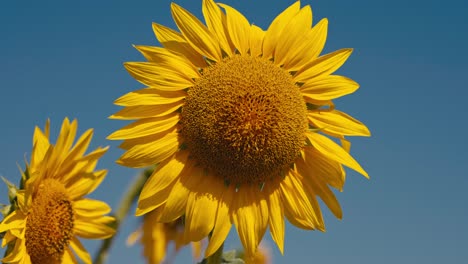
[0,118,115,264]
[110,0,370,259]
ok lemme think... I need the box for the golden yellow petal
[124,62,194,90]
[63,248,79,264]
[0,211,25,233]
[171,3,222,61]
[69,237,91,264]
[2,237,27,263]
[294,48,353,82]
[184,174,223,243]
[74,216,115,239]
[109,101,183,120]
[152,23,207,68]
[136,151,190,216]
[114,88,186,107]
[2,230,16,247]
[301,147,345,191]
[66,170,107,200]
[108,113,180,140]
[204,185,234,257]
[73,199,111,218]
[231,186,269,258]
[218,3,251,55]
[158,171,194,222]
[301,75,359,101]
[281,171,322,229]
[133,45,200,79]
[306,132,369,178]
[282,18,328,71]
[60,129,93,173]
[249,25,265,57]
[117,132,180,168]
[308,110,371,137]
[31,126,51,169]
[265,181,285,254]
[202,0,233,56]
[275,5,312,67]
[263,1,300,59]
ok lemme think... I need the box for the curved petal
[294,48,353,82]
[114,88,186,107]
[171,3,222,61]
[136,151,190,216]
[301,75,359,101]
[308,110,370,137]
[109,101,183,120]
[66,170,107,200]
[69,237,91,264]
[306,132,369,178]
[265,181,285,254]
[219,3,251,55]
[133,45,200,79]
[108,113,180,140]
[249,25,265,57]
[301,147,345,191]
[275,5,312,66]
[231,186,268,258]
[63,248,79,264]
[124,62,194,90]
[73,199,111,218]
[263,1,300,59]
[117,132,181,168]
[0,211,25,233]
[202,0,233,56]
[74,216,115,239]
[282,18,328,71]
[152,23,206,68]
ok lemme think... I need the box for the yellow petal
[306,132,369,178]
[308,110,370,137]
[157,161,201,222]
[108,113,180,140]
[66,170,107,200]
[69,237,91,264]
[231,186,268,258]
[171,3,222,61]
[301,75,359,101]
[133,45,200,79]
[184,174,220,242]
[74,216,115,239]
[249,25,265,57]
[202,0,233,56]
[265,181,285,254]
[294,48,353,82]
[114,88,186,107]
[117,132,180,168]
[275,5,312,67]
[2,238,27,263]
[63,248,79,264]
[263,1,300,59]
[281,171,321,229]
[205,185,233,257]
[73,199,111,218]
[219,3,251,55]
[31,126,51,168]
[124,62,194,90]
[60,129,93,173]
[109,101,183,120]
[301,147,345,191]
[152,23,206,68]
[282,18,328,71]
[0,211,25,233]
[136,151,190,216]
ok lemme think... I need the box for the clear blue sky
[1,0,467,263]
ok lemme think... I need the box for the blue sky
[1,0,467,263]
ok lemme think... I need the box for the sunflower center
[181,55,307,185]
[25,179,74,264]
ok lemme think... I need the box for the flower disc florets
[182,55,308,185]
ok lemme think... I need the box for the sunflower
[109,0,370,259]
[126,212,203,264]
[0,118,115,264]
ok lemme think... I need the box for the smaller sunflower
[127,211,203,264]
[0,118,115,264]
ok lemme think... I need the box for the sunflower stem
[205,240,224,264]
[93,168,152,264]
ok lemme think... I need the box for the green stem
[93,169,152,264]
[204,239,224,264]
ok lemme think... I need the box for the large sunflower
[109,0,370,259]
[0,118,115,264]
